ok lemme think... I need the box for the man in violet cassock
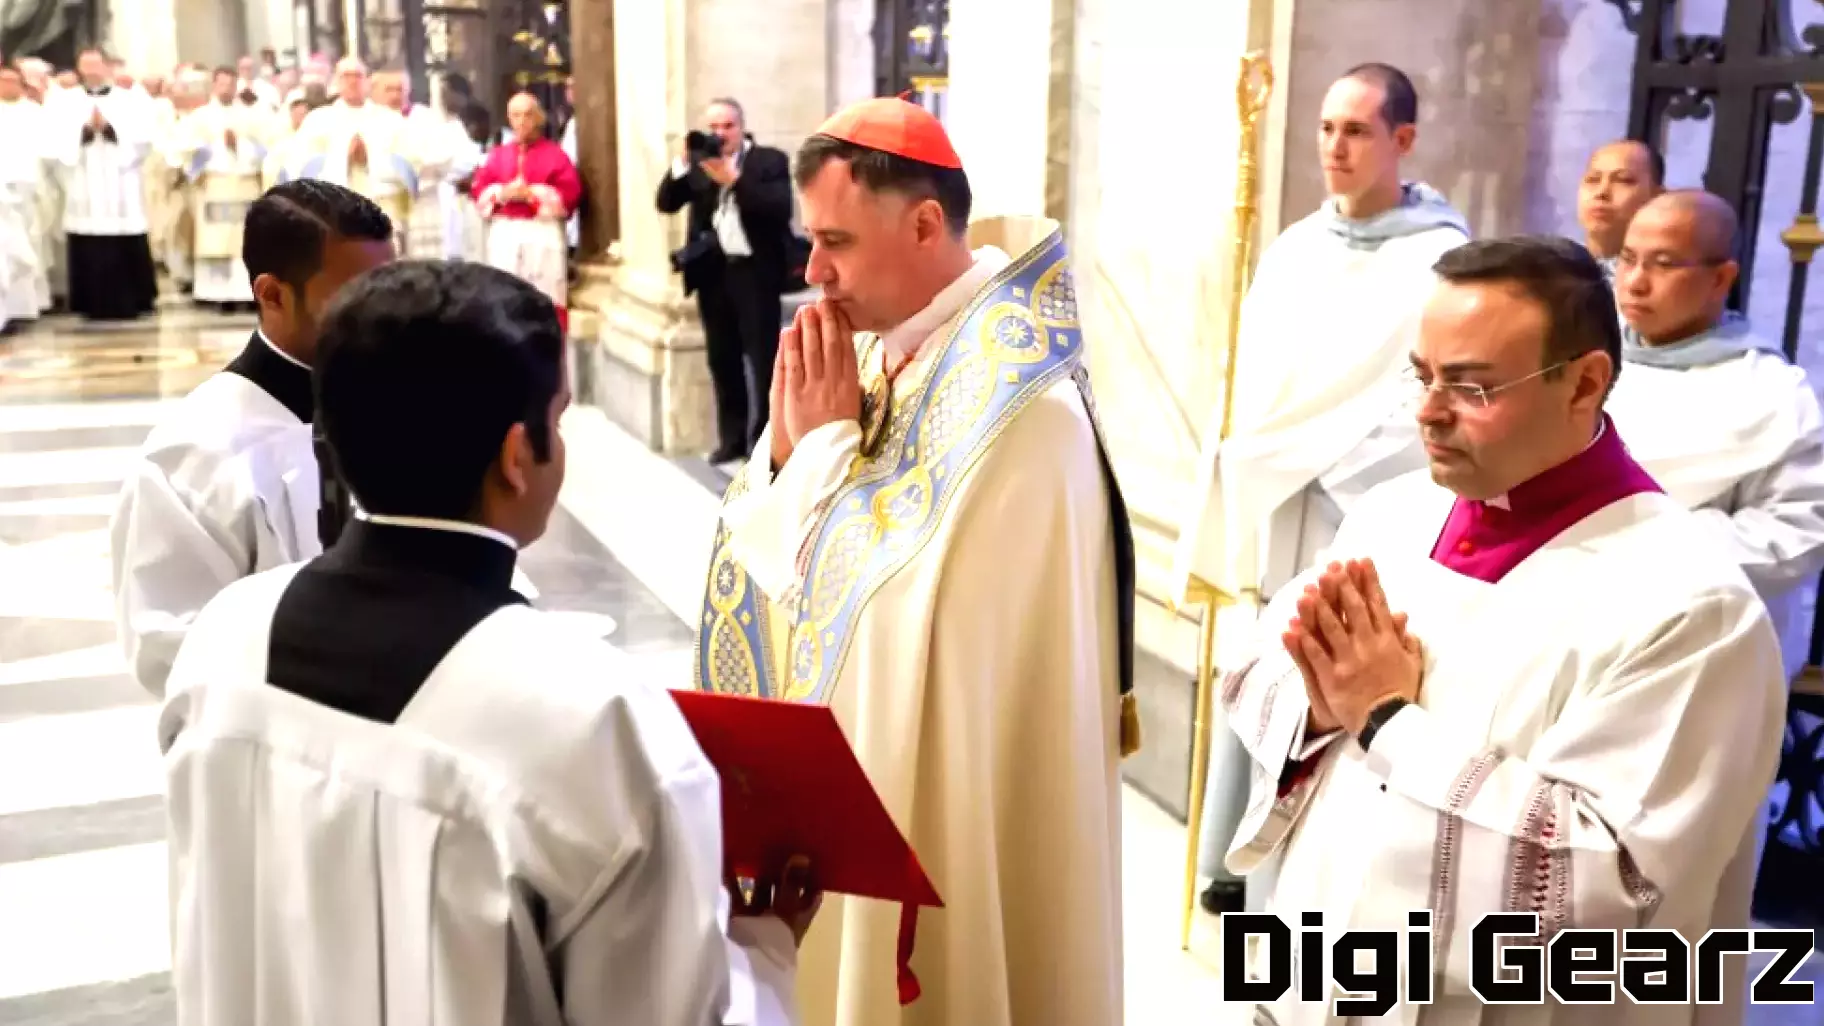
[1172,61,1469,915]
[1219,236,1784,1026]
[474,92,580,331]
[55,48,158,321]
[1575,140,1663,284]
[1605,190,1824,681]
[695,97,1131,1026]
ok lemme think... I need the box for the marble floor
[0,307,1818,1024]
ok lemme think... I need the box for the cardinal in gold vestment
[694,98,1134,1026]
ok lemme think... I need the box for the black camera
[686,129,725,162]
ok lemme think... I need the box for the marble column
[573,0,872,455]
[570,0,620,262]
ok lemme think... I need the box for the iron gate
[875,0,949,117]
[1604,0,1824,926]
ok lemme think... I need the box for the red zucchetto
[813,97,963,170]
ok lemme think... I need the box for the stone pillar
[573,0,869,455]
[570,0,620,260]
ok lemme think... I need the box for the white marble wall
[1063,0,1257,615]
[685,0,872,153]
[946,0,1056,218]
[589,0,875,454]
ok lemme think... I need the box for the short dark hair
[794,136,973,237]
[1432,236,1622,383]
[1343,62,1419,128]
[314,261,565,521]
[242,179,393,292]
[212,66,235,81]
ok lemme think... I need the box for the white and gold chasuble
[1221,472,1785,1026]
[695,218,1132,1026]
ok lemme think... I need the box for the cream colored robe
[717,220,1124,1026]
[1607,348,1824,681]
[288,99,417,241]
[170,100,267,302]
[144,95,178,263]
[1221,471,1785,1026]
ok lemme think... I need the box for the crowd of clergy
[0,46,582,326]
[98,45,1824,1026]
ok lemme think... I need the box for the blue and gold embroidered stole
[693,227,1135,714]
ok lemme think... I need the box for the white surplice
[50,86,151,236]
[0,98,51,316]
[1220,471,1785,1026]
[719,221,1124,1026]
[288,99,418,239]
[159,562,800,1026]
[400,110,463,258]
[109,336,321,697]
[170,100,266,302]
[1175,206,1467,881]
[1607,349,1824,681]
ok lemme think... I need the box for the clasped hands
[727,854,822,946]
[1282,558,1424,739]
[768,299,862,469]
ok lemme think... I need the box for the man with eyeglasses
[1605,189,1824,682]
[1173,62,1469,916]
[1216,236,1783,1025]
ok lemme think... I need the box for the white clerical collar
[1484,419,1606,510]
[257,328,309,370]
[356,511,520,551]
[879,247,1012,359]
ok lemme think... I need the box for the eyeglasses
[1403,360,1569,410]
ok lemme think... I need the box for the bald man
[284,58,420,246]
[373,70,460,258]
[1606,189,1824,681]
[1577,139,1664,279]
[472,92,580,326]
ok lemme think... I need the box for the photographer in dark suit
[657,97,794,465]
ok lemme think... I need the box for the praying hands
[1282,558,1424,737]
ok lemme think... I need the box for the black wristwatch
[1356,697,1410,751]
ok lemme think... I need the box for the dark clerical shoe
[1200,879,1245,916]
[707,445,745,465]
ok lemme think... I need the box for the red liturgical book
[670,690,943,1004]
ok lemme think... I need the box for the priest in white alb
[1172,62,1469,915]
[170,67,268,307]
[695,97,1129,1026]
[1605,190,1824,680]
[159,260,809,1026]
[111,181,397,697]
[287,58,418,248]
[0,65,50,321]
[53,47,158,320]
[1220,236,1784,1026]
